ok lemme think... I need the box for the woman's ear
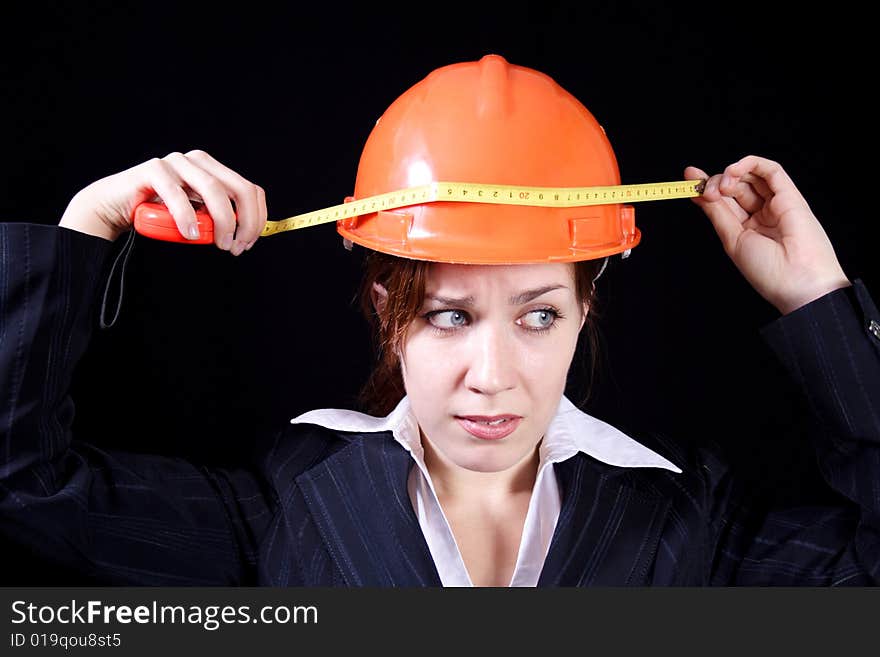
[372,281,405,364]
[579,301,590,331]
[371,281,389,317]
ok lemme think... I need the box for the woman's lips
[455,416,522,440]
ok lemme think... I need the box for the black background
[1,1,875,583]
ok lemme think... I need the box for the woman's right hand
[58,150,267,256]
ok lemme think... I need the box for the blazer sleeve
[709,279,880,585]
[0,222,277,585]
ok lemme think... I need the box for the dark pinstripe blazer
[1,222,879,586]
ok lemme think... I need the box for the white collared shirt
[290,395,681,586]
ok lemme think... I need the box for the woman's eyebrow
[425,284,568,307]
[509,284,568,305]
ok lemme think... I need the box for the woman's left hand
[685,155,851,315]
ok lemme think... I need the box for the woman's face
[399,262,586,474]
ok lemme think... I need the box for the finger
[184,150,266,254]
[162,152,237,250]
[141,158,201,241]
[148,188,206,205]
[685,167,764,222]
[732,171,771,200]
[741,214,783,239]
[684,167,744,254]
[684,165,708,183]
[725,155,809,209]
[718,174,765,216]
[688,168,748,221]
[248,184,267,250]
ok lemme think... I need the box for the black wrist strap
[99,227,137,330]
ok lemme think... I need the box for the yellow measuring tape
[259,179,706,237]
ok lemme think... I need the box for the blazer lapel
[295,434,442,586]
[538,454,671,586]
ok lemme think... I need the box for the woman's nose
[463,324,517,395]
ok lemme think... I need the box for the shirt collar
[289,395,681,474]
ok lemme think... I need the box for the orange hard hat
[337,54,638,264]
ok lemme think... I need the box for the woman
[1,56,877,586]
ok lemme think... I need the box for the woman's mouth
[455,416,522,440]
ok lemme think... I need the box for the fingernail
[721,175,732,189]
[221,234,233,250]
[245,240,255,251]
[187,224,201,240]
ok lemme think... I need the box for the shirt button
[870,320,880,340]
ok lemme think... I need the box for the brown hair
[354,250,606,417]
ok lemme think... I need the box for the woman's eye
[424,308,559,332]
[520,309,557,330]
[427,310,468,329]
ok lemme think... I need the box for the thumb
[684,165,708,182]
[684,166,712,209]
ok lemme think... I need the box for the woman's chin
[449,448,527,474]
